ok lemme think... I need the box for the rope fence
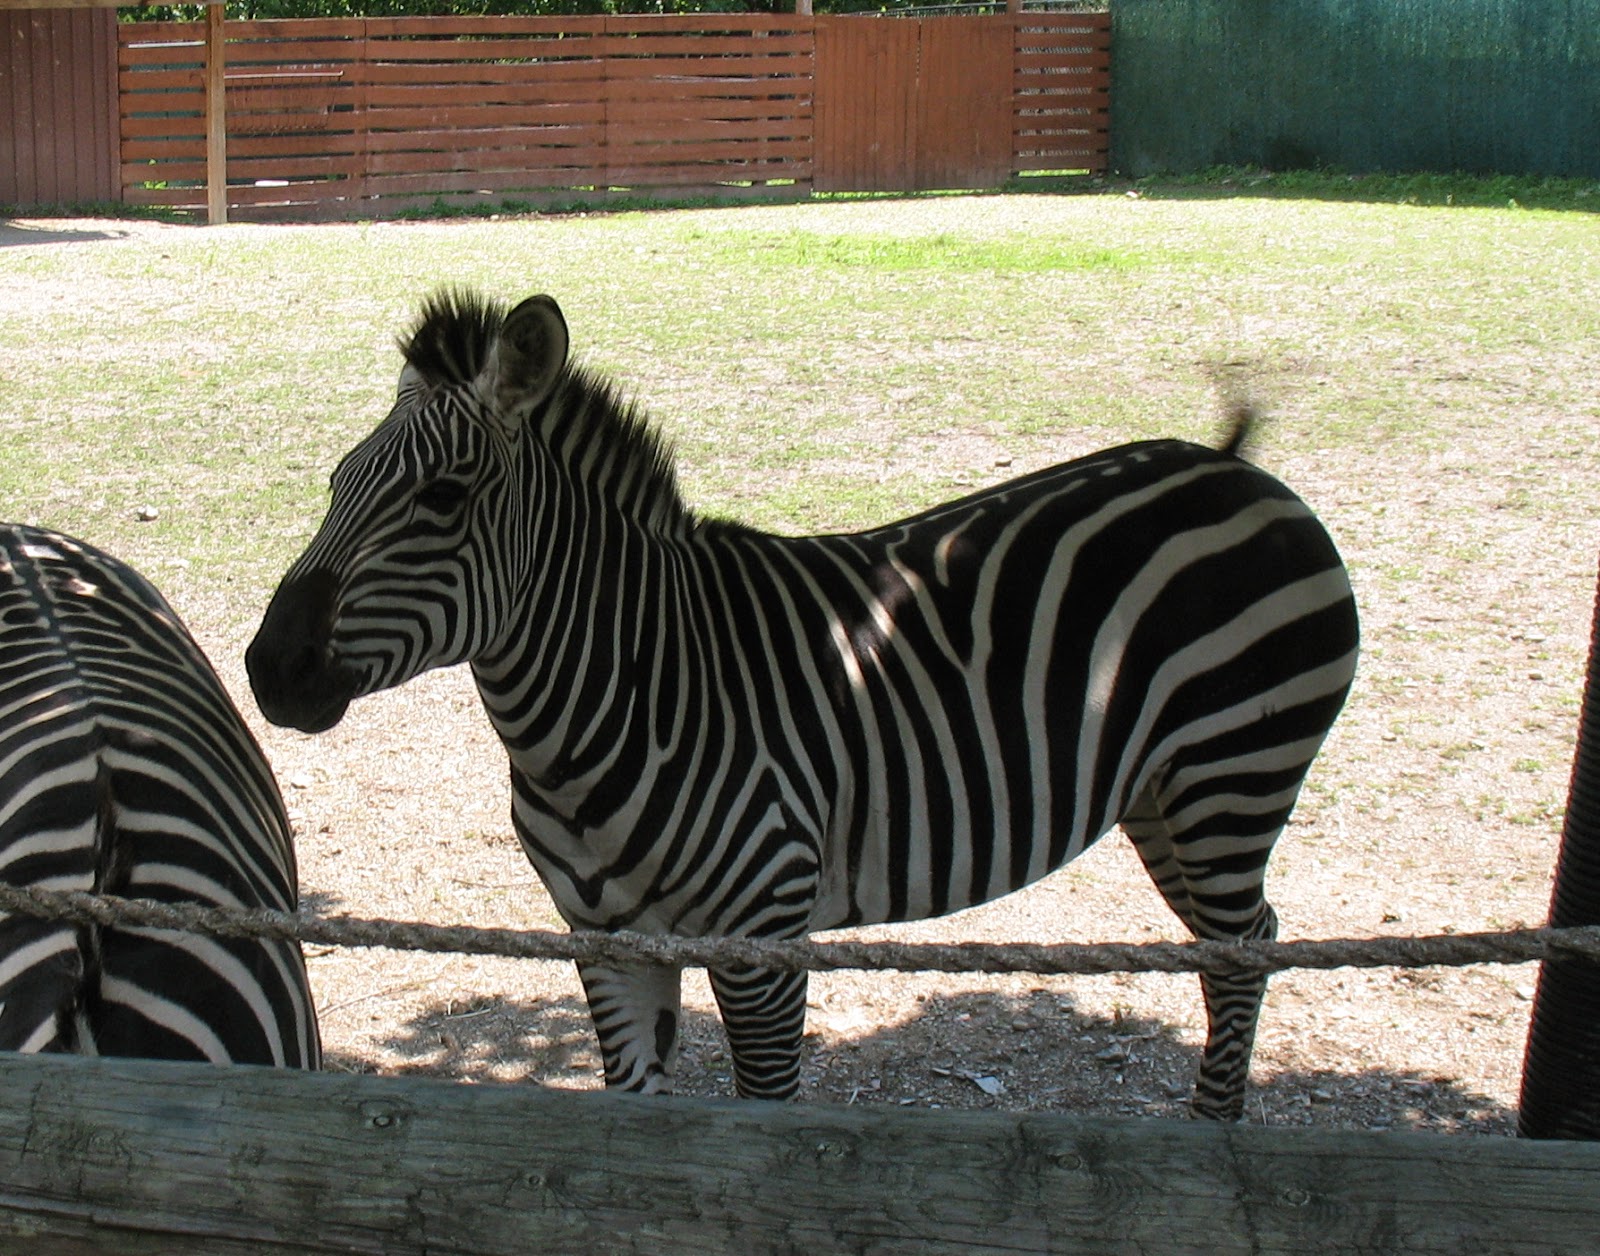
[3,882,1598,979]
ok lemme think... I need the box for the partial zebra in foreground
[248,290,1358,1118]
[0,524,320,1067]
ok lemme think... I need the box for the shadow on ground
[322,985,1516,1136]
[0,220,138,247]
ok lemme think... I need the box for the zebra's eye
[414,479,470,517]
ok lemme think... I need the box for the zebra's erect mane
[401,288,693,534]
[398,287,507,389]
[542,364,693,534]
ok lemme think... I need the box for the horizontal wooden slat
[364,167,636,197]
[362,37,609,63]
[363,80,607,106]
[1017,13,1111,32]
[362,62,605,89]
[361,104,604,132]
[118,68,203,93]
[1017,96,1107,113]
[605,13,813,35]
[363,14,606,38]
[1016,51,1113,72]
[366,144,611,177]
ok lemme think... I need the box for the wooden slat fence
[115,13,1107,221]
[1014,9,1112,175]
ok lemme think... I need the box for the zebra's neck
[468,422,724,805]
[468,511,790,933]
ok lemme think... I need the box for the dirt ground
[10,203,1595,1139]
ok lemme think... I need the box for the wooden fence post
[205,2,227,225]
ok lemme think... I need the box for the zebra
[246,289,1358,1119]
[0,523,320,1067]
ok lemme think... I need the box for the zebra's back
[727,439,1359,928]
[0,525,320,1067]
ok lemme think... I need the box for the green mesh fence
[1110,0,1600,177]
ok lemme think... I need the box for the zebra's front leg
[575,961,683,1094]
[708,964,809,1100]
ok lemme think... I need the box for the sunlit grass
[3,177,1597,641]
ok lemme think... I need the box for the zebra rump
[0,524,320,1067]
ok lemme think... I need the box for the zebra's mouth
[270,677,354,735]
[247,640,358,733]
[246,568,359,733]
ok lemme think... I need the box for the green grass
[3,176,1598,647]
[1135,168,1600,212]
[678,229,1151,274]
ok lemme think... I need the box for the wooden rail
[0,1054,1596,1255]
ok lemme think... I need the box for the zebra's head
[246,290,569,733]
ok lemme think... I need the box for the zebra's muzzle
[246,568,359,734]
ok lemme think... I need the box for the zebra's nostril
[290,641,323,680]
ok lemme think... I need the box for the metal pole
[1519,558,1600,1139]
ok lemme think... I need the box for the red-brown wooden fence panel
[813,17,918,194]
[119,14,817,218]
[917,17,1014,191]
[2,6,118,208]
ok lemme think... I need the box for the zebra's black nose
[246,569,353,733]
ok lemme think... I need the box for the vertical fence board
[8,11,39,204]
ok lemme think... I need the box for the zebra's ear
[479,295,569,428]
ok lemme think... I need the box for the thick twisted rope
[2,882,1596,978]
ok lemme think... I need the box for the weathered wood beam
[0,1055,1597,1255]
[205,2,227,226]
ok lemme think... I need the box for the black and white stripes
[248,289,1357,1118]
[1,525,320,1067]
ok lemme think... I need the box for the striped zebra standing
[0,524,320,1067]
[247,290,1357,1119]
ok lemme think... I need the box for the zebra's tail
[1218,403,1259,460]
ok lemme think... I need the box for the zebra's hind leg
[708,964,808,1100]
[575,960,683,1094]
[1121,782,1286,1122]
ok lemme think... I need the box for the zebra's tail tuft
[1219,403,1259,460]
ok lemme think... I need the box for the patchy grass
[5,187,1596,580]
